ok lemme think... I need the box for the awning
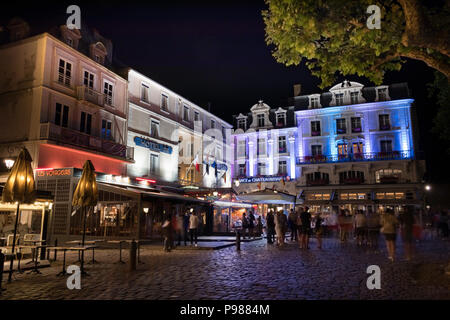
[236,188,296,204]
[127,187,210,204]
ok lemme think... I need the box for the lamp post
[1,148,36,282]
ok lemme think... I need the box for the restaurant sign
[238,176,290,183]
[134,136,173,154]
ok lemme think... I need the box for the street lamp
[143,207,149,214]
[4,159,14,169]
[213,191,218,197]
[425,184,431,191]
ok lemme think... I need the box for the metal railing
[40,123,134,161]
[76,86,106,107]
[296,150,413,165]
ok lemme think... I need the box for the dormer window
[378,88,387,101]
[66,38,73,47]
[335,93,344,106]
[311,97,319,108]
[89,42,107,65]
[59,25,81,49]
[237,118,246,130]
[257,114,265,127]
[276,113,286,126]
[350,91,359,104]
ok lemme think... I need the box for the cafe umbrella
[72,160,98,273]
[1,147,36,282]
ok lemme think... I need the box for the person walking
[354,210,367,246]
[175,211,184,246]
[314,213,324,249]
[189,212,199,247]
[288,209,298,242]
[248,210,256,238]
[381,208,399,261]
[256,215,263,237]
[296,207,304,247]
[300,207,312,249]
[162,214,173,252]
[398,206,415,261]
[367,211,381,250]
[183,211,190,246]
[275,210,287,246]
[338,210,348,243]
[266,210,275,244]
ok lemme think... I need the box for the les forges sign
[36,168,72,177]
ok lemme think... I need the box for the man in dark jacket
[266,210,275,244]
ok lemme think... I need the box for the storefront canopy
[126,187,210,204]
[236,189,296,205]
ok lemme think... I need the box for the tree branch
[400,48,450,78]
[398,0,450,57]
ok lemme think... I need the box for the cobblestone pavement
[1,237,449,300]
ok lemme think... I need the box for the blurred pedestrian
[183,211,190,246]
[162,214,173,252]
[367,211,381,250]
[248,210,256,238]
[256,215,263,237]
[175,211,184,246]
[242,212,249,239]
[338,210,348,243]
[296,207,304,247]
[266,210,275,244]
[314,213,324,249]
[275,210,287,246]
[381,208,399,261]
[354,210,367,246]
[399,206,415,261]
[300,207,311,249]
[189,212,199,246]
[288,209,298,242]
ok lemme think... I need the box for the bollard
[129,239,137,271]
[0,249,4,293]
[236,230,241,251]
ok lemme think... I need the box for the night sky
[1,1,448,183]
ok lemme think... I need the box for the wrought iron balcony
[40,122,134,161]
[77,86,106,107]
[297,151,413,165]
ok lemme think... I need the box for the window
[141,84,149,103]
[278,136,287,153]
[79,112,92,134]
[350,91,359,104]
[376,192,405,200]
[379,114,390,130]
[66,38,73,47]
[352,142,363,154]
[222,126,226,142]
[337,143,348,156]
[58,59,72,86]
[257,162,266,176]
[306,172,329,184]
[150,154,159,175]
[311,145,322,156]
[183,106,189,121]
[161,94,169,111]
[55,103,69,128]
[375,169,402,183]
[194,111,200,122]
[101,119,112,140]
[103,82,113,106]
[276,113,286,126]
[311,121,321,136]
[257,114,265,127]
[238,140,246,157]
[380,140,393,153]
[351,117,362,133]
[237,118,246,130]
[378,88,387,101]
[339,171,364,184]
[238,164,246,176]
[335,93,344,106]
[278,161,287,175]
[150,119,159,138]
[310,97,319,108]
[306,192,331,201]
[83,71,94,89]
[340,193,366,200]
[336,118,346,134]
[257,138,266,155]
[211,119,215,129]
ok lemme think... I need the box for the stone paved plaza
[1,237,449,300]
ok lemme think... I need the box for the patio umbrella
[1,147,36,282]
[72,160,98,248]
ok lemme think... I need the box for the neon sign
[134,136,173,154]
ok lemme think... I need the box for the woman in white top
[189,213,199,246]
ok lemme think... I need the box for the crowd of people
[162,210,203,252]
[240,206,449,262]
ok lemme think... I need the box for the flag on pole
[193,154,200,172]
[213,161,218,177]
[222,172,227,183]
[281,177,286,186]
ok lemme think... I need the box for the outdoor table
[18,244,49,274]
[23,240,46,262]
[107,240,126,264]
[49,246,97,276]
[0,246,24,274]
[66,240,104,263]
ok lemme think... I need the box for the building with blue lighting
[231,81,426,217]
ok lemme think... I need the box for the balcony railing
[297,151,412,165]
[77,86,106,107]
[40,122,134,161]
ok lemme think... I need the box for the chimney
[293,84,301,97]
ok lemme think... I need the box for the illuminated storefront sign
[238,176,289,183]
[134,136,172,154]
[36,168,72,177]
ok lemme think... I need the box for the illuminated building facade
[232,81,426,215]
